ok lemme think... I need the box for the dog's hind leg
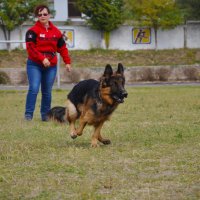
[66,100,78,139]
[69,121,77,139]
[76,117,87,136]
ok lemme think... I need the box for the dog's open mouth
[112,95,125,103]
[113,95,124,103]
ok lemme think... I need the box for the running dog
[48,63,128,147]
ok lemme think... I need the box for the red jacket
[26,21,71,67]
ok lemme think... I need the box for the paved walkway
[0,84,75,91]
[0,82,200,91]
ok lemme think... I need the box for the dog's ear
[116,63,124,75]
[104,64,113,78]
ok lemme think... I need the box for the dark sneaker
[25,116,32,121]
[41,116,49,122]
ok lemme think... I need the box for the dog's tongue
[113,95,124,103]
[118,99,124,103]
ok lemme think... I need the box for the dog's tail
[47,106,67,123]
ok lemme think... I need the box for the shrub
[69,69,81,83]
[0,71,10,84]
[139,67,155,81]
[19,71,28,85]
[81,69,91,80]
[183,67,199,81]
[129,69,138,82]
[155,67,172,81]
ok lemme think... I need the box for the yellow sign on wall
[60,29,74,48]
[132,28,151,44]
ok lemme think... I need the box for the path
[0,82,200,91]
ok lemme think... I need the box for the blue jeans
[25,59,57,121]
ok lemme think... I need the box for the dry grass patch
[0,48,200,68]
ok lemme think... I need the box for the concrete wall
[187,23,200,48]
[0,23,200,50]
[58,25,102,49]
[2,65,200,85]
[110,26,155,50]
[157,26,184,49]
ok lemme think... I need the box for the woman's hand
[42,58,50,67]
[65,64,71,72]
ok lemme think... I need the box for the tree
[77,0,125,49]
[176,0,200,20]
[0,0,47,50]
[125,0,183,49]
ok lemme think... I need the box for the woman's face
[37,8,50,25]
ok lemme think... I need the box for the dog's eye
[111,81,117,86]
[119,79,125,86]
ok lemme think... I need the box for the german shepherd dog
[48,63,128,147]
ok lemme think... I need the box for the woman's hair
[34,5,50,16]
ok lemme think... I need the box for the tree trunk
[7,30,11,51]
[183,24,187,48]
[1,25,11,51]
[154,28,158,50]
[1,25,8,40]
[104,31,110,49]
[101,31,105,49]
[19,25,23,49]
[101,31,110,49]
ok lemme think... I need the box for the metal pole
[57,53,61,89]
[0,40,25,43]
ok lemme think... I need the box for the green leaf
[0,0,48,38]
[77,0,125,32]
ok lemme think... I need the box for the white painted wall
[0,23,200,50]
[52,0,68,22]
[187,23,200,48]
[51,0,84,22]
[157,26,184,49]
[109,26,155,50]
[109,25,185,50]
[0,30,6,49]
[58,25,102,49]
[0,0,199,50]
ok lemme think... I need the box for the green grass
[0,86,200,199]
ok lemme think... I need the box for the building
[48,0,82,23]
[0,0,200,50]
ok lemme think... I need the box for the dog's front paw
[91,143,99,148]
[71,135,77,139]
[70,132,77,139]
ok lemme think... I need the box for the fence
[0,40,62,88]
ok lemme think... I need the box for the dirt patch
[0,50,27,68]
[195,50,200,61]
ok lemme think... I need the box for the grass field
[0,86,200,200]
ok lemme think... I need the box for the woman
[25,5,71,121]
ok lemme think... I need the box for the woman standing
[25,5,71,121]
